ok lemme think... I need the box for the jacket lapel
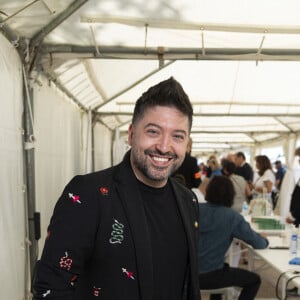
[114,155,154,300]
[170,179,200,300]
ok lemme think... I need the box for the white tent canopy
[2,0,300,155]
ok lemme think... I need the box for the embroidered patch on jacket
[93,287,101,297]
[42,290,51,297]
[122,267,135,280]
[99,186,109,195]
[70,275,78,286]
[68,193,81,204]
[59,251,73,270]
[109,219,124,244]
[42,290,51,298]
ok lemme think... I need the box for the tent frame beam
[40,44,300,61]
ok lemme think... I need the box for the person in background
[205,155,216,178]
[207,157,222,178]
[272,160,286,208]
[192,177,210,203]
[234,152,254,189]
[172,137,201,189]
[286,147,300,227]
[33,77,200,300]
[221,159,252,266]
[199,162,208,179]
[252,155,275,197]
[221,159,250,212]
[274,160,286,191]
[198,176,269,300]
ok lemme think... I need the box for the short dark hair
[235,151,246,160]
[132,77,193,131]
[205,175,235,207]
[221,159,236,175]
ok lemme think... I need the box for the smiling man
[129,105,189,187]
[33,77,200,300]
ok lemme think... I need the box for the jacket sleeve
[33,175,101,299]
[232,215,269,249]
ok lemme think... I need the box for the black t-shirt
[138,180,188,300]
[235,162,253,183]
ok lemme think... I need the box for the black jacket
[290,180,300,227]
[33,152,200,300]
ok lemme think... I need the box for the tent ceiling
[2,0,300,156]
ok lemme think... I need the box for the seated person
[198,175,269,300]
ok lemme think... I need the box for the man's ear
[128,124,133,146]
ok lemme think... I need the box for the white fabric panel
[34,77,88,254]
[93,123,112,170]
[0,34,26,299]
[112,128,130,166]
[113,137,130,166]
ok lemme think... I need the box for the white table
[245,236,300,299]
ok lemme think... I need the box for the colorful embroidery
[109,219,124,244]
[122,267,135,280]
[70,275,78,286]
[68,193,81,203]
[42,290,51,298]
[59,252,73,270]
[100,186,109,195]
[93,286,101,297]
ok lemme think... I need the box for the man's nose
[156,135,171,153]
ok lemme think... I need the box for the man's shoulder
[244,162,253,170]
[72,164,119,187]
[232,174,246,184]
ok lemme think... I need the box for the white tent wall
[0,34,27,299]
[93,122,113,171]
[33,75,91,254]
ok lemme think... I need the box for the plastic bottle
[290,225,298,255]
[262,187,267,216]
[241,201,249,216]
[265,197,273,216]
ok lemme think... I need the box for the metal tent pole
[22,66,39,282]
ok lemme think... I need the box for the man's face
[235,156,243,167]
[128,106,190,188]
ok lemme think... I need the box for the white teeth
[153,156,168,162]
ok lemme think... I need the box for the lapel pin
[100,187,109,195]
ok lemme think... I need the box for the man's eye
[147,129,158,135]
[174,134,184,140]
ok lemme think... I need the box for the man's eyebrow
[144,123,160,128]
[144,123,187,134]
